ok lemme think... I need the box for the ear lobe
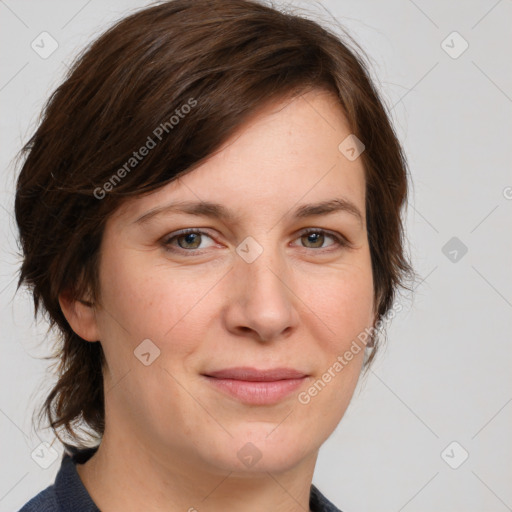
[58,289,100,342]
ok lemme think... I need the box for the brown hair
[14,0,414,447]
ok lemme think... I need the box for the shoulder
[17,444,100,512]
[310,483,344,512]
[18,484,58,511]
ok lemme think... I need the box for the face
[87,88,374,475]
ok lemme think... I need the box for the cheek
[308,257,374,347]
[291,286,372,453]
[97,246,200,339]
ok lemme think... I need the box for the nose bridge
[236,233,287,298]
[239,226,291,277]
[227,233,298,340]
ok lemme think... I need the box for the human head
[15,0,413,449]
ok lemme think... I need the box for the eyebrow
[132,197,364,226]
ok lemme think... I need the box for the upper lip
[204,367,307,381]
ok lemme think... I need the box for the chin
[201,425,316,474]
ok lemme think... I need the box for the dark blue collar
[55,445,100,512]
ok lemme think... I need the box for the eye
[161,227,350,256]
[293,228,349,251]
[162,229,216,253]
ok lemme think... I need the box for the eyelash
[161,228,350,255]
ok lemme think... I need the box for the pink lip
[203,367,309,405]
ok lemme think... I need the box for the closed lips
[202,367,309,405]
[203,367,308,381]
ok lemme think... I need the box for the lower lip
[203,376,308,405]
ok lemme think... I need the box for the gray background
[1,1,511,511]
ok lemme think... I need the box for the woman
[15,0,413,510]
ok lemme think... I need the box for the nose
[222,242,300,343]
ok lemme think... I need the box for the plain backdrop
[1,1,511,511]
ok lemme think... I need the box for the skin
[60,88,375,512]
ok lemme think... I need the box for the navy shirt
[19,445,342,511]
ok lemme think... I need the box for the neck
[76,424,318,512]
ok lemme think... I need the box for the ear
[58,288,100,342]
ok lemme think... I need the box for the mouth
[201,367,309,405]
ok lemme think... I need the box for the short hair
[14,0,414,447]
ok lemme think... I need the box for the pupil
[306,233,322,247]
[181,233,199,248]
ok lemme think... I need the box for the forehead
[113,89,366,225]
